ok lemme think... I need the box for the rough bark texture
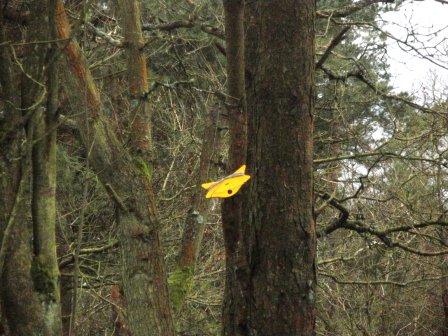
[221,1,248,335]
[110,285,132,336]
[117,0,151,157]
[240,1,317,335]
[439,180,448,336]
[170,107,222,309]
[54,2,175,335]
[117,0,175,334]
[441,270,448,336]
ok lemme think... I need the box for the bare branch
[85,22,123,47]
[316,26,351,68]
[317,0,394,19]
[142,20,224,39]
[318,65,445,116]
[320,272,448,287]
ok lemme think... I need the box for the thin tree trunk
[117,0,151,157]
[239,1,317,335]
[30,0,63,333]
[221,1,248,335]
[170,106,222,309]
[54,2,175,335]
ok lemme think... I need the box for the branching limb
[317,195,448,256]
[316,26,351,68]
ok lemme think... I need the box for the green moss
[168,266,194,310]
[30,256,59,301]
[134,156,153,182]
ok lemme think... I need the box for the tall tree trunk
[54,2,175,335]
[116,0,175,333]
[170,106,222,309]
[30,0,63,333]
[240,1,317,335]
[221,1,248,335]
[442,236,448,336]
[438,167,448,336]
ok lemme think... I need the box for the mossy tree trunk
[0,1,60,334]
[54,1,175,335]
[0,159,46,336]
[30,0,63,333]
[117,0,175,334]
[238,1,317,334]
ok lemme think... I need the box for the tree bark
[110,285,132,336]
[239,1,317,335]
[54,2,175,335]
[30,0,63,333]
[0,2,59,334]
[0,160,47,336]
[117,0,151,157]
[221,1,248,335]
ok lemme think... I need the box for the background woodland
[1,0,448,335]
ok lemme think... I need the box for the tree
[54,1,175,335]
[1,0,63,334]
[2,0,448,335]
[221,1,247,335]
[30,0,63,332]
[227,1,317,334]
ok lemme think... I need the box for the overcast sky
[381,0,448,98]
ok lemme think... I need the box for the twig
[320,272,448,287]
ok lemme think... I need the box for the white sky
[381,0,448,98]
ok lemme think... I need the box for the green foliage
[134,156,153,182]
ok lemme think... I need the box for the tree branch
[316,0,394,18]
[316,26,351,68]
[320,272,448,287]
[318,65,443,116]
[317,194,448,256]
[142,20,224,39]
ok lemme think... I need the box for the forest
[1,0,448,335]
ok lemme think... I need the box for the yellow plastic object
[201,165,251,199]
